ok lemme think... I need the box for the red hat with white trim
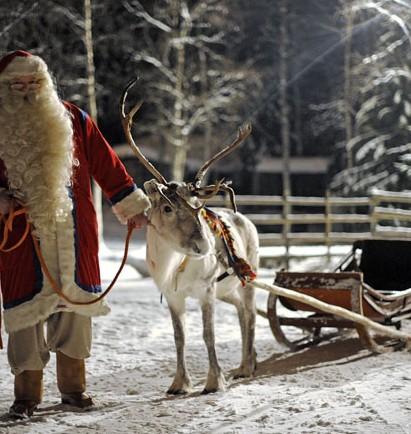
[0,50,48,79]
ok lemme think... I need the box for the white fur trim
[112,188,151,225]
[0,55,48,80]
[54,203,111,318]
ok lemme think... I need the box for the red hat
[0,50,48,79]
[0,50,32,74]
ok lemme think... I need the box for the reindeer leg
[166,298,192,395]
[201,292,226,394]
[219,288,256,379]
[240,283,257,378]
[219,293,247,378]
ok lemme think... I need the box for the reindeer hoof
[232,360,257,379]
[201,382,226,394]
[166,374,192,395]
[166,380,192,395]
[232,369,253,379]
[201,388,214,395]
[166,387,190,395]
[203,373,226,393]
[201,386,225,394]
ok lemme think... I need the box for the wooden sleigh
[266,239,411,352]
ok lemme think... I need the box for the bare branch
[0,2,38,38]
[133,52,177,83]
[122,0,172,32]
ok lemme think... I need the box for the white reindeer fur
[145,179,259,394]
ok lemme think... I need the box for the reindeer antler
[120,78,168,185]
[120,79,249,214]
[190,124,251,211]
[194,123,252,188]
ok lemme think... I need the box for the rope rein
[0,205,134,306]
[0,206,30,252]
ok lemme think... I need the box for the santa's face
[2,73,47,111]
[9,74,43,93]
[9,75,41,93]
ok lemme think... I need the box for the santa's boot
[56,351,94,408]
[9,370,43,419]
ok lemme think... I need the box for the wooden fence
[207,189,411,265]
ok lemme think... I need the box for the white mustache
[2,91,41,114]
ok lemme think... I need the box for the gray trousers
[7,312,92,375]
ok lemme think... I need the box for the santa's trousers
[7,311,91,375]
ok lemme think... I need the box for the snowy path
[0,257,410,433]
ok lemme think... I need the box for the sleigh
[266,239,411,352]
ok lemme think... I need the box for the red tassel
[233,257,257,286]
[203,209,257,287]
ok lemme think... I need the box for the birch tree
[123,0,260,181]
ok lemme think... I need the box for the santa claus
[0,50,150,418]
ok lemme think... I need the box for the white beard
[0,82,74,239]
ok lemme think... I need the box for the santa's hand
[0,192,13,215]
[127,213,148,230]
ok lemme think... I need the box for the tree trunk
[84,0,103,242]
[279,0,291,199]
[279,0,291,268]
[291,17,303,156]
[200,49,212,185]
[293,81,303,155]
[344,0,354,169]
[171,1,189,181]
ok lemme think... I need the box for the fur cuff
[112,188,150,224]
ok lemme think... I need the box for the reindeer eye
[163,205,173,214]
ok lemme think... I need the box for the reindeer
[121,80,259,394]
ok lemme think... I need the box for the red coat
[0,102,149,332]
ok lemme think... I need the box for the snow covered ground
[0,237,410,434]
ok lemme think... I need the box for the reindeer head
[143,179,212,256]
[120,78,251,257]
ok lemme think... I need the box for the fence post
[369,190,378,237]
[282,193,290,269]
[325,190,331,263]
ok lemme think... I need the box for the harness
[202,207,257,286]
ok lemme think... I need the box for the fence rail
[207,189,411,265]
